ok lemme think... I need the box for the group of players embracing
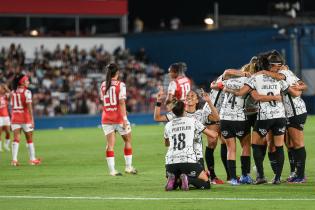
[154,50,307,191]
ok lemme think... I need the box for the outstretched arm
[200,89,219,122]
[223,69,251,80]
[223,84,251,97]
[255,70,285,81]
[154,86,168,122]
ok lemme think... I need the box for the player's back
[11,87,32,124]
[174,76,191,101]
[0,95,9,117]
[100,79,126,124]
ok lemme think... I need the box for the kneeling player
[164,100,218,191]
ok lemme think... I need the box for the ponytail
[12,73,25,91]
[104,63,119,93]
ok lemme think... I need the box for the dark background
[128,0,315,30]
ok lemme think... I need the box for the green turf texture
[0,116,314,210]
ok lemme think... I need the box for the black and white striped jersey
[165,109,210,160]
[220,77,248,121]
[246,74,288,120]
[164,117,206,164]
[279,70,307,117]
[210,75,225,111]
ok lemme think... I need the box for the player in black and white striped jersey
[164,100,218,191]
[256,52,308,183]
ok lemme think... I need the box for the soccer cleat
[211,177,225,185]
[230,178,240,186]
[293,177,306,184]
[11,160,20,166]
[165,173,176,191]
[254,177,267,185]
[125,166,137,174]
[240,175,253,184]
[271,178,281,185]
[3,144,10,152]
[110,170,123,176]
[29,158,41,166]
[286,172,297,182]
[180,174,189,191]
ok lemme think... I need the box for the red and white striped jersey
[168,76,191,101]
[11,88,32,124]
[100,79,126,124]
[0,94,9,117]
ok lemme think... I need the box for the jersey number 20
[103,86,117,106]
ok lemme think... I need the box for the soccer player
[10,74,41,166]
[0,83,11,152]
[165,62,191,104]
[164,100,218,191]
[154,87,219,169]
[100,63,137,176]
[256,54,308,183]
[226,53,299,184]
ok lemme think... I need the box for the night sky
[128,0,315,30]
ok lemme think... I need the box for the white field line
[0,195,314,201]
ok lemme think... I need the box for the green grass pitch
[0,116,314,210]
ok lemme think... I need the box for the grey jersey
[166,109,210,159]
[220,77,248,121]
[246,74,289,120]
[279,70,307,117]
[164,117,206,164]
[210,75,225,111]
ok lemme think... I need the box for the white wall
[0,37,125,58]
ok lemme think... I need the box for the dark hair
[12,73,25,90]
[104,63,119,93]
[268,50,284,65]
[255,52,271,71]
[169,62,187,75]
[172,100,185,117]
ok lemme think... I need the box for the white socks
[124,155,132,169]
[106,157,115,174]
[28,143,36,161]
[12,142,19,161]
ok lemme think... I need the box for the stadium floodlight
[30,30,39,36]
[204,16,214,25]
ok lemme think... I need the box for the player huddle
[154,50,308,190]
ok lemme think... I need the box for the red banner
[0,0,128,16]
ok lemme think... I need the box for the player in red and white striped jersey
[100,63,137,176]
[10,74,41,166]
[0,83,11,152]
[166,62,191,104]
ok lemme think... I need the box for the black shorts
[287,113,307,131]
[246,113,257,128]
[254,118,286,137]
[166,162,204,178]
[206,120,220,126]
[198,158,205,170]
[220,120,251,139]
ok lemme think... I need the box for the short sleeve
[194,119,206,133]
[166,112,176,121]
[167,81,177,95]
[280,80,289,92]
[25,90,32,103]
[245,76,256,89]
[164,123,170,139]
[119,82,127,100]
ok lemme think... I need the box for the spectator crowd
[0,44,165,116]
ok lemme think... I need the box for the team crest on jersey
[258,128,267,136]
[278,127,286,133]
[221,130,228,137]
[189,171,196,177]
[236,131,244,137]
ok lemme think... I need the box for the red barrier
[0,0,127,16]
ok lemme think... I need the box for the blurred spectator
[1,44,165,116]
[170,17,181,30]
[133,17,144,33]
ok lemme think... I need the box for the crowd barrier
[35,113,157,130]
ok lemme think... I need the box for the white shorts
[102,122,131,136]
[11,124,34,132]
[0,116,11,127]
